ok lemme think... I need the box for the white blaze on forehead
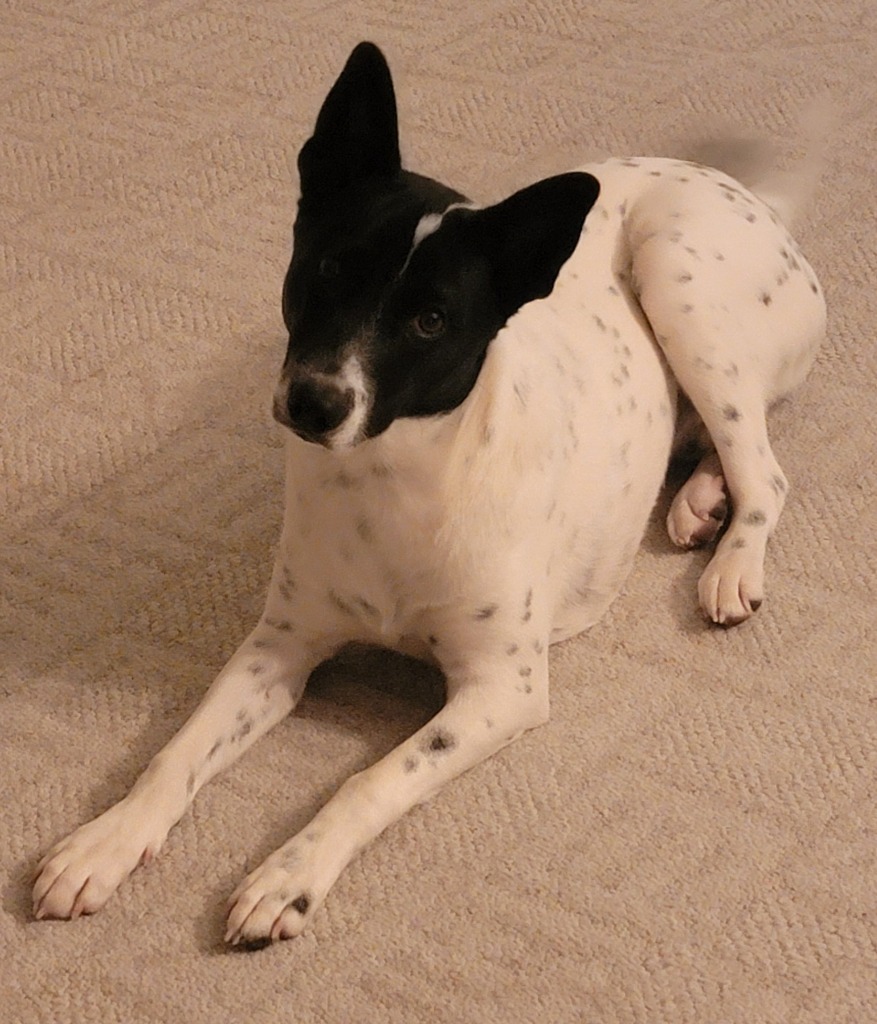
[401,202,479,276]
[412,212,444,248]
[329,353,372,451]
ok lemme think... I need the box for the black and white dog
[34,43,825,945]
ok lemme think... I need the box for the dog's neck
[280,328,536,560]
[282,400,466,496]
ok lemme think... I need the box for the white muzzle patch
[328,353,372,451]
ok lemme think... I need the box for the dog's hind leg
[655,339,788,625]
[628,185,824,624]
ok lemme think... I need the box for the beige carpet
[2,2,875,1021]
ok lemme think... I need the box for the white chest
[274,161,691,647]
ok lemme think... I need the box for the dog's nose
[279,377,354,442]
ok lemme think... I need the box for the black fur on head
[275,42,600,448]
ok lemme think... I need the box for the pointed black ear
[472,172,601,319]
[298,42,401,203]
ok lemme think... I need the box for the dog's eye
[318,257,340,280]
[412,310,446,339]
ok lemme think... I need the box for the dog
[33,42,826,946]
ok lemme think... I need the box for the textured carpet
[2,2,875,1022]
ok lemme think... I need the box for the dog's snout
[278,376,354,442]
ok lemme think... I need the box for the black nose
[280,377,353,441]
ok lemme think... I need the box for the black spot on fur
[333,470,360,490]
[207,739,223,761]
[329,590,355,616]
[760,292,772,306]
[232,718,254,743]
[404,757,419,773]
[291,895,311,915]
[723,404,742,422]
[354,596,379,618]
[744,510,767,526]
[475,604,498,620]
[423,729,456,754]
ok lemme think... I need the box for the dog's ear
[470,173,601,320]
[298,42,401,203]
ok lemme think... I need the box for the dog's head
[274,42,600,449]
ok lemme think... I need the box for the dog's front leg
[33,619,330,920]
[225,642,549,945]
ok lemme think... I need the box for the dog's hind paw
[667,451,728,549]
[667,492,728,549]
[697,542,764,627]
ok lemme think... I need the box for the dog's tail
[680,96,835,228]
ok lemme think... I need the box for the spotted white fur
[33,87,825,944]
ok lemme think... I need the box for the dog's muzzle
[273,374,355,445]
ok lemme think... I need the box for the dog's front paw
[697,540,764,626]
[33,800,164,920]
[225,845,331,945]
